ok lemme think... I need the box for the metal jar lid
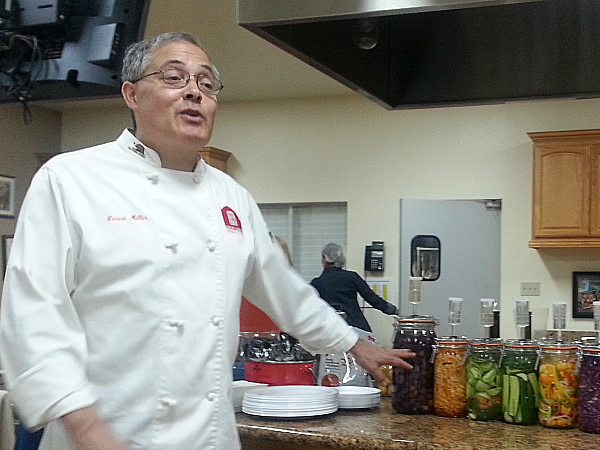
[468,337,503,348]
[393,315,438,330]
[435,336,469,347]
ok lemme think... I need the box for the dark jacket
[310,267,398,332]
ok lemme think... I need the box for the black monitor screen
[0,0,150,104]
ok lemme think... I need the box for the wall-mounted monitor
[0,0,150,104]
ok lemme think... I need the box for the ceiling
[49,0,353,110]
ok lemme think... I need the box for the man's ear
[121,82,138,110]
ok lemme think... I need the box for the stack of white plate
[336,386,381,409]
[232,380,268,412]
[242,385,339,418]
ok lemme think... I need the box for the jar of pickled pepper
[433,337,468,417]
[466,338,503,421]
[501,340,540,425]
[538,341,579,428]
[578,345,600,434]
[391,315,437,414]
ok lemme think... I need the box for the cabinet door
[590,145,600,236]
[532,144,590,238]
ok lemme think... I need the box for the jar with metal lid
[501,340,540,425]
[537,341,579,428]
[433,336,468,417]
[466,338,503,421]
[391,315,437,414]
[578,345,600,434]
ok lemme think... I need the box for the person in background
[0,32,414,450]
[310,243,399,332]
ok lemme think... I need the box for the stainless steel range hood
[237,0,600,109]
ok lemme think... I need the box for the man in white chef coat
[0,32,415,450]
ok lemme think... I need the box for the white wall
[59,95,600,346]
[0,104,62,294]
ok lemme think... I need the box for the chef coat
[0,129,358,450]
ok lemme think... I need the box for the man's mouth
[180,109,205,121]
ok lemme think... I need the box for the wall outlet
[520,282,541,296]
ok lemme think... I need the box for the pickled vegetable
[538,361,579,428]
[466,357,503,421]
[434,344,467,417]
[579,349,600,434]
[392,318,436,414]
[501,343,539,425]
[377,365,393,396]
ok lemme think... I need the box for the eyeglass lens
[162,68,221,94]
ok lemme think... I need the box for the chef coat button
[193,175,202,184]
[207,242,216,252]
[211,316,221,327]
[168,319,185,329]
[207,392,217,402]
[165,241,179,252]
[146,173,159,183]
[160,398,176,407]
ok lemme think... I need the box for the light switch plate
[520,282,541,296]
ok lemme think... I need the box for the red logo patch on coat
[222,207,242,234]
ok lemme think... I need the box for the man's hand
[61,406,128,450]
[348,338,415,387]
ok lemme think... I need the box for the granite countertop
[236,397,600,449]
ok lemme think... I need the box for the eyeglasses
[133,67,223,95]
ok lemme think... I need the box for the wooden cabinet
[199,146,231,173]
[529,129,600,248]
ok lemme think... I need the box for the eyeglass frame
[132,66,223,95]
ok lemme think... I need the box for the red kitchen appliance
[244,360,315,386]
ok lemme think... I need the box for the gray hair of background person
[321,243,346,268]
[120,32,220,83]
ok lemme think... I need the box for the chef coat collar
[117,129,207,178]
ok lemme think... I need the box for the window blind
[259,203,347,282]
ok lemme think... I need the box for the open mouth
[180,109,205,121]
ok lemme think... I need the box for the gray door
[399,199,501,338]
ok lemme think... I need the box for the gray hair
[120,32,220,83]
[322,243,346,268]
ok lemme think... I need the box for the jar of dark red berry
[392,315,438,414]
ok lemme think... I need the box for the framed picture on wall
[572,271,600,318]
[2,235,13,278]
[0,174,16,218]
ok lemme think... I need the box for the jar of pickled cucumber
[501,340,540,425]
[538,342,579,428]
[433,337,468,417]
[466,338,503,421]
[392,315,437,414]
[578,345,600,434]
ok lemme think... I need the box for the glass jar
[433,337,468,417]
[538,342,579,428]
[466,338,503,421]
[501,340,540,425]
[391,315,437,414]
[578,346,600,434]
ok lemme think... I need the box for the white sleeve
[0,167,97,429]
[241,193,358,354]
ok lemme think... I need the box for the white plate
[232,381,268,412]
[245,385,338,398]
[242,385,339,418]
[336,386,381,396]
[336,386,380,409]
[242,404,338,418]
[338,398,380,409]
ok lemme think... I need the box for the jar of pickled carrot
[433,337,468,417]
